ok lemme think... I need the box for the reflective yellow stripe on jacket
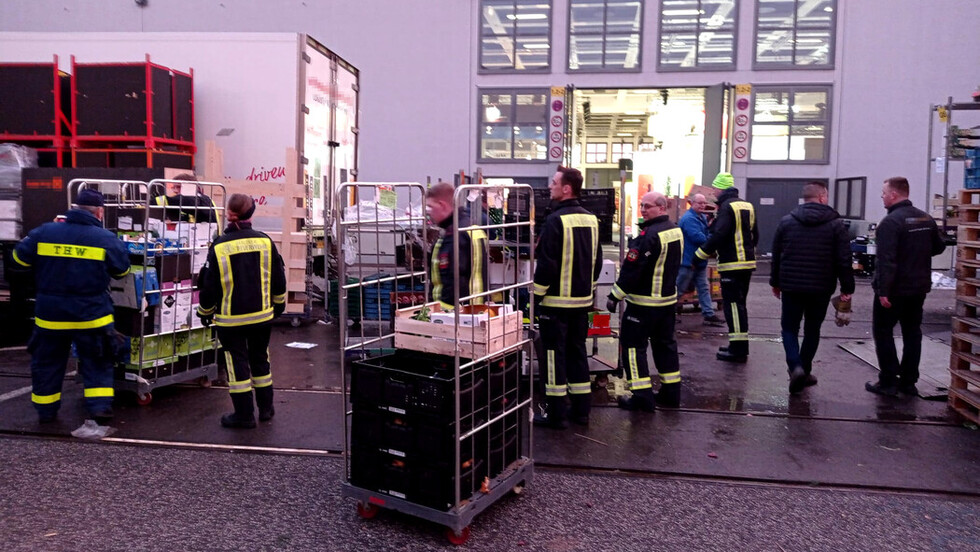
[214,237,273,326]
[37,242,106,261]
[36,313,114,330]
[729,202,756,271]
[541,213,597,309]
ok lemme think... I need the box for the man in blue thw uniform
[14,188,130,424]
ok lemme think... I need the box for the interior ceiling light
[621,119,642,123]
[521,43,550,49]
[616,132,632,136]
[662,9,702,16]
[506,13,547,20]
[824,6,834,11]
[485,105,501,122]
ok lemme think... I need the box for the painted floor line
[101,436,341,456]
[0,371,76,403]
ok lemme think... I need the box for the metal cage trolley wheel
[337,182,536,544]
[68,178,225,404]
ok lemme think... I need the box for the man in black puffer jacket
[867,177,946,398]
[771,182,854,394]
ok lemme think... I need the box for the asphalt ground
[0,261,977,548]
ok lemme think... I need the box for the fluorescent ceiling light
[663,9,702,16]
[621,119,643,123]
[521,43,550,49]
[824,6,834,12]
[616,132,633,136]
[507,13,547,20]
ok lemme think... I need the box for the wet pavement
[0,263,978,548]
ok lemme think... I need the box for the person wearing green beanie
[695,173,758,362]
[712,172,734,190]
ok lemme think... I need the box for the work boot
[716,350,747,363]
[255,386,275,421]
[221,412,257,429]
[617,395,655,412]
[569,394,591,426]
[865,380,899,397]
[802,374,818,388]
[533,399,567,429]
[789,366,807,394]
[91,407,114,425]
[223,391,256,428]
[703,314,726,327]
[897,383,919,397]
[654,383,680,408]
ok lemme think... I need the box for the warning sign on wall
[548,86,566,163]
[732,84,751,163]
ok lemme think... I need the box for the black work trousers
[216,324,274,417]
[872,293,926,386]
[720,269,753,356]
[619,303,679,402]
[780,291,832,373]
[538,307,590,421]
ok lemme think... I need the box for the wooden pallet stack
[204,141,309,316]
[951,187,980,423]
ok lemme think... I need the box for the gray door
[746,178,825,255]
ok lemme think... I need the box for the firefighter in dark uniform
[695,173,758,363]
[425,181,488,309]
[533,167,602,429]
[197,193,287,429]
[606,192,683,410]
[13,188,131,423]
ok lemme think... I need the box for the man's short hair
[172,173,196,182]
[428,181,455,203]
[557,166,584,197]
[802,181,828,201]
[884,176,910,197]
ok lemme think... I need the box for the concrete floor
[0,262,978,549]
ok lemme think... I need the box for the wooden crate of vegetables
[393,302,522,358]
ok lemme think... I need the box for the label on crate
[387,406,406,415]
[388,490,407,500]
[387,448,406,458]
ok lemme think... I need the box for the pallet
[204,141,308,315]
[948,368,980,424]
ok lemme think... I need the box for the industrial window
[659,0,738,71]
[480,0,552,73]
[585,142,608,163]
[479,89,549,162]
[833,177,866,220]
[568,0,643,72]
[754,0,836,68]
[750,85,831,163]
[611,142,634,160]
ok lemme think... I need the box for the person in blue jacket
[676,193,725,327]
[13,188,131,424]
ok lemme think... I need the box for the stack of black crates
[350,349,526,511]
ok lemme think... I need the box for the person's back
[772,202,853,295]
[15,205,130,327]
[874,200,944,298]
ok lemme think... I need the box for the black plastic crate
[350,350,489,420]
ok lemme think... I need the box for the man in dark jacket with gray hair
[771,181,854,394]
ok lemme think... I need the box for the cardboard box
[109,267,160,309]
[114,305,156,337]
[155,252,193,283]
[588,310,612,336]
